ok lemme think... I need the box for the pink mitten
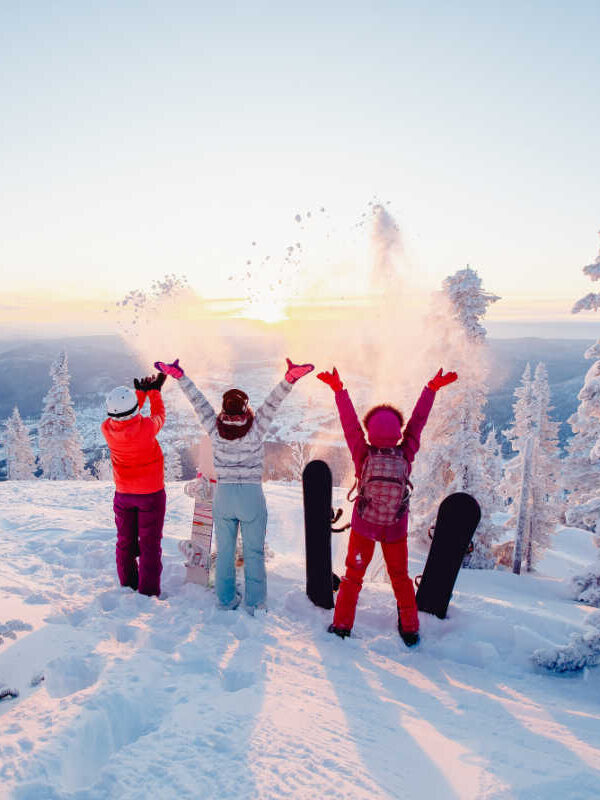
[285,358,315,384]
[154,358,184,380]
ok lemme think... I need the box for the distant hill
[0,334,594,477]
[0,335,145,418]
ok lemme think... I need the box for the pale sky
[1,1,599,334]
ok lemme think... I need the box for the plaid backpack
[350,446,412,526]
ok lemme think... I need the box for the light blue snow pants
[213,483,268,610]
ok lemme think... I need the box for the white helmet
[106,386,139,420]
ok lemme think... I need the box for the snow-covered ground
[1,481,599,800]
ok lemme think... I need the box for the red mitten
[285,358,315,384]
[316,367,343,393]
[154,359,184,380]
[427,368,458,392]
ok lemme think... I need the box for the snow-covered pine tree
[563,334,600,529]
[564,233,600,603]
[526,363,562,570]
[501,362,562,573]
[533,610,600,672]
[38,352,86,480]
[289,441,313,481]
[500,364,535,571]
[411,266,502,568]
[94,451,113,481]
[3,407,37,480]
[483,427,504,510]
[164,445,183,481]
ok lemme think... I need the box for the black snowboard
[303,460,335,610]
[416,492,481,619]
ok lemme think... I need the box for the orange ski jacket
[101,390,165,494]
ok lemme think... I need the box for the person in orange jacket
[101,372,167,596]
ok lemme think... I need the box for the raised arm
[179,376,218,434]
[254,380,293,438]
[133,373,167,434]
[401,368,457,464]
[254,358,314,439]
[154,359,217,434]
[318,368,367,471]
[400,387,435,464]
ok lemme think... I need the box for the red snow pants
[332,529,419,633]
[113,489,166,597]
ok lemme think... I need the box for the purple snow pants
[113,489,166,597]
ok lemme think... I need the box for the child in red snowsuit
[317,367,457,645]
[101,373,167,597]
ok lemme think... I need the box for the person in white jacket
[155,357,313,612]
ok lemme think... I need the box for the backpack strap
[347,477,358,503]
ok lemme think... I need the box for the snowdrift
[1,480,600,799]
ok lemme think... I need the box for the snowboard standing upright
[180,474,217,586]
[303,460,335,610]
[416,492,481,619]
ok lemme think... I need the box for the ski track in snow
[0,481,599,799]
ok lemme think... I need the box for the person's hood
[366,408,402,448]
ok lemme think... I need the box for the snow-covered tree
[38,352,86,480]
[527,363,563,568]
[501,363,535,571]
[502,363,562,572]
[571,565,600,607]
[441,266,501,342]
[3,407,37,480]
[289,441,313,481]
[164,446,183,481]
[411,266,503,567]
[563,341,600,528]
[93,452,113,481]
[564,234,600,602]
[533,610,600,672]
[482,427,505,510]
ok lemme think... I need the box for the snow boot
[398,609,420,647]
[328,623,351,639]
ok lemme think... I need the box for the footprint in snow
[220,667,257,692]
[97,590,122,612]
[0,619,33,646]
[173,641,218,676]
[112,624,139,644]
[44,654,103,698]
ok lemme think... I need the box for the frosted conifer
[483,427,504,509]
[164,446,183,481]
[528,363,562,568]
[565,233,600,603]
[38,352,86,480]
[501,363,561,572]
[533,611,600,672]
[94,451,113,481]
[290,441,313,481]
[3,407,37,480]
[411,267,502,567]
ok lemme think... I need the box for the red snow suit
[332,385,435,634]
[101,390,165,494]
